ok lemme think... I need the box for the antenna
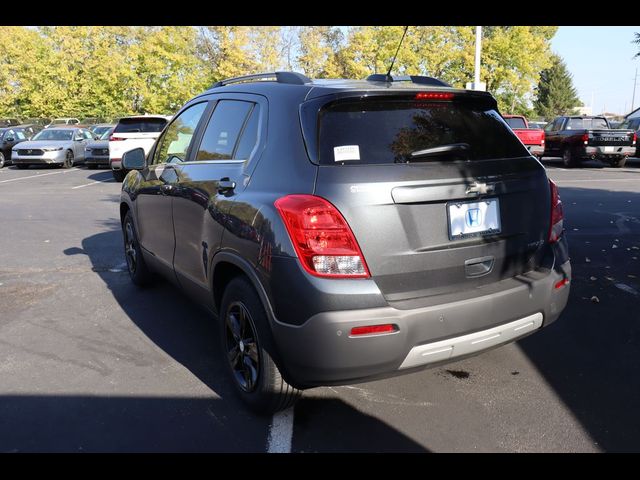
[385,26,409,82]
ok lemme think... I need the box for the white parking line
[0,169,78,184]
[267,407,294,453]
[71,181,102,189]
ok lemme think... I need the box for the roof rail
[365,74,451,87]
[211,71,312,89]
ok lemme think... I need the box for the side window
[196,100,254,161]
[15,130,27,140]
[234,106,260,160]
[83,130,93,140]
[152,102,208,165]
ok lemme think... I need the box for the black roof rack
[211,71,312,89]
[365,74,451,87]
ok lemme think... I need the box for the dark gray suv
[119,72,571,413]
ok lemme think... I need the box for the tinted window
[234,106,260,160]
[566,118,609,130]
[504,117,527,129]
[196,101,253,161]
[99,128,114,140]
[92,126,112,137]
[82,130,94,139]
[33,129,73,141]
[15,130,27,140]
[152,102,208,165]
[114,118,168,133]
[318,99,528,165]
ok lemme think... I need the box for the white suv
[109,115,171,181]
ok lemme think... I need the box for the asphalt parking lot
[0,158,639,452]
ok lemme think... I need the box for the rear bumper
[584,146,635,158]
[527,145,544,156]
[110,158,122,170]
[272,260,571,388]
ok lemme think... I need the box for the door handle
[218,178,236,193]
[160,184,174,195]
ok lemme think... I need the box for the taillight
[540,131,545,145]
[581,133,589,145]
[274,194,370,278]
[415,92,454,100]
[633,132,637,146]
[350,324,398,337]
[109,135,125,141]
[548,180,564,243]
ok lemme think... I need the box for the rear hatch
[301,91,551,308]
[109,117,168,158]
[515,128,544,146]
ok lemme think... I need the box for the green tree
[297,26,345,78]
[534,54,583,120]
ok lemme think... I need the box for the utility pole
[632,68,638,112]
[467,26,486,91]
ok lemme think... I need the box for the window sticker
[334,145,360,162]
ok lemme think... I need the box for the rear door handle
[218,178,236,193]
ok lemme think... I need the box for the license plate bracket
[447,198,501,240]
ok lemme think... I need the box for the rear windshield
[114,118,167,133]
[504,117,527,129]
[33,129,73,141]
[566,118,609,130]
[318,99,529,165]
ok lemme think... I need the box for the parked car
[0,126,34,168]
[45,118,80,128]
[84,127,114,169]
[81,117,108,126]
[11,126,94,169]
[528,121,547,130]
[0,118,21,127]
[109,114,171,181]
[544,116,635,167]
[88,123,115,139]
[119,72,571,414]
[618,117,640,157]
[22,118,52,127]
[503,114,545,159]
[15,123,44,140]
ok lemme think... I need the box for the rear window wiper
[409,143,470,160]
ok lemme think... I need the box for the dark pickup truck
[544,116,636,167]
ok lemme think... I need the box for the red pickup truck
[503,115,545,159]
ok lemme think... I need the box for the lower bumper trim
[398,312,543,369]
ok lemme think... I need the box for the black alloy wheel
[224,301,261,392]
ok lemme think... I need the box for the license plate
[604,146,614,153]
[448,198,501,240]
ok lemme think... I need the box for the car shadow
[516,186,640,452]
[87,170,116,182]
[61,226,429,452]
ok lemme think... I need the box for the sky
[551,26,640,115]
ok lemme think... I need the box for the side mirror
[74,137,83,141]
[122,148,146,170]
[5,137,14,143]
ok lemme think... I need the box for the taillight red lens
[350,324,398,337]
[548,179,564,243]
[415,92,454,100]
[109,135,125,141]
[540,131,545,145]
[633,132,637,145]
[581,133,589,143]
[274,195,370,278]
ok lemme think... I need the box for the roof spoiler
[365,74,451,87]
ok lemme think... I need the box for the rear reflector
[350,324,398,336]
[415,92,454,101]
[109,136,126,141]
[548,179,564,243]
[275,194,370,278]
[554,277,570,289]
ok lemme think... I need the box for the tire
[0,152,5,168]
[112,169,126,182]
[220,276,301,414]
[16,164,29,169]
[609,157,627,168]
[562,147,577,168]
[62,150,74,169]
[122,210,153,287]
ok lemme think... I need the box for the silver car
[11,127,94,169]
